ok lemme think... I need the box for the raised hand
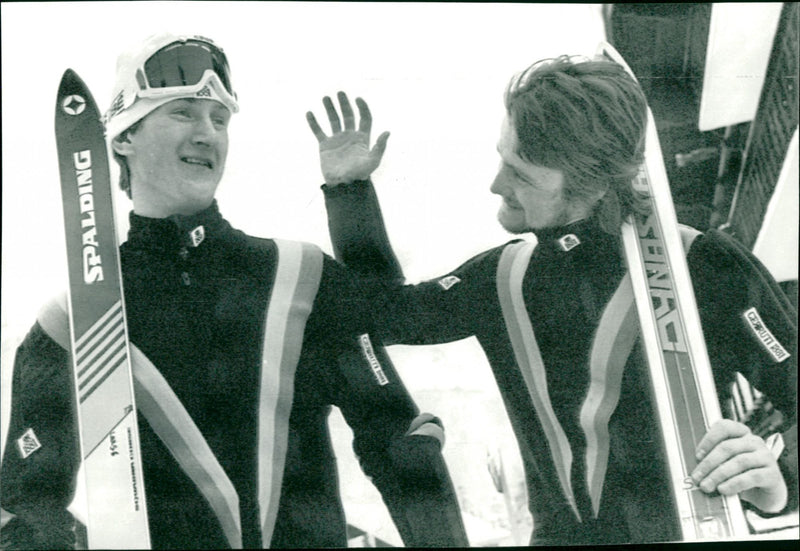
[307,91,390,185]
[691,419,787,513]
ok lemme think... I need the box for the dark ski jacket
[323,180,798,545]
[0,201,468,549]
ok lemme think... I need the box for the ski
[55,69,150,549]
[597,42,751,541]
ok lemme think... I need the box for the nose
[191,114,221,146]
[490,164,509,196]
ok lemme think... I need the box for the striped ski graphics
[579,274,638,518]
[600,40,749,540]
[258,240,323,546]
[497,241,582,522]
[633,182,746,541]
[74,300,127,403]
[628,207,735,537]
[55,69,151,547]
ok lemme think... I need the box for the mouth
[181,156,214,170]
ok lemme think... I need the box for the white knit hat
[103,32,239,140]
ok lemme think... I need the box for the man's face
[491,115,590,234]
[121,98,231,217]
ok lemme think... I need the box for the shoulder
[446,240,524,277]
[405,241,523,300]
[35,293,70,350]
[687,228,784,286]
[688,229,796,356]
[11,298,72,391]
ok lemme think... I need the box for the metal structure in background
[724,2,799,249]
[604,3,799,251]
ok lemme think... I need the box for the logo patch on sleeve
[17,428,42,459]
[437,275,461,290]
[743,307,790,363]
[359,334,389,385]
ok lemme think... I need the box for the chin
[497,212,528,235]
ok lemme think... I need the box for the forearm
[1,323,81,548]
[363,422,469,547]
[323,180,404,284]
[335,340,468,547]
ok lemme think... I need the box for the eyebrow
[171,98,231,115]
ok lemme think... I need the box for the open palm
[307,92,389,185]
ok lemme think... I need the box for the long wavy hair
[504,55,650,235]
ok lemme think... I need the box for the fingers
[695,419,750,461]
[691,419,780,497]
[371,131,390,160]
[715,465,773,496]
[693,421,760,482]
[323,96,341,133]
[693,444,772,493]
[338,91,355,131]
[306,92,382,147]
[355,97,372,135]
[305,111,326,141]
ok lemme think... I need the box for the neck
[133,203,211,218]
[131,190,213,219]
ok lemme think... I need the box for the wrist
[321,179,370,194]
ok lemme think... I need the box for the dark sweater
[325,180,798,545]
[1,200,468,549]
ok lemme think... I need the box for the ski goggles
[134,38,238,111]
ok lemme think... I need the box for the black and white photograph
[1,2,797,548]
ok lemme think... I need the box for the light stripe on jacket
[257,240,323,546]
[579,273,638,518]
[37,239,324,549]
[495,227,702,521]
[497,241,582,522]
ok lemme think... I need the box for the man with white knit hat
[0,33,468,549]
[103,32,240,203]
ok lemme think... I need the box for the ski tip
[595,41,617,62]
[58,69,85,94]
[594,41,636,81]
[56,68,100,121]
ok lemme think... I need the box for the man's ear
[111,133,134,156]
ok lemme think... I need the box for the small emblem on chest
[557,234,581,251]
[437,275,461,290]
[189,225,205,247]
[17,428,42,459]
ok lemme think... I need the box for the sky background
[2,2,795,545]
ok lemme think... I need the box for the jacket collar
[532,217,618,255]
[126,200,229,253]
